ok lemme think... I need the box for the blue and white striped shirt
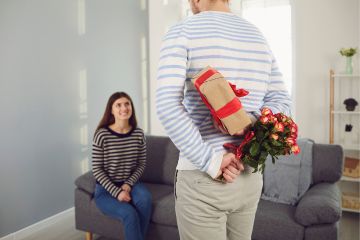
[156,11,291,178]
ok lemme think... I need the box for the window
[239,0,293,93]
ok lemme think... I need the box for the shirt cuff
[206,151,225,179]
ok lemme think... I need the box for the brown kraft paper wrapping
[192,66,251,135]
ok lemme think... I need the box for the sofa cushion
[144,183,177,227]
[304,222,339,240]
[141,136,179,185]
[295,183,341,226]
[151,193,177,227]
[261,138,313,205]
[144,183,174,201]
[252,200,304,240]
[75,171,96,194]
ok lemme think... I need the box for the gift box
[192,66,251,135]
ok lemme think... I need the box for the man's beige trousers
[175,169,263,240]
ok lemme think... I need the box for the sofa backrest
[312,143,343,184]
[140,135,179,185]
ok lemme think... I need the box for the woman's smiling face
[111,97,132,121]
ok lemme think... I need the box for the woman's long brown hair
[95,92,137,132]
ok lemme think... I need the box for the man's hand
[215,153,245,182]
[223,160,244,183]
[121,183,132,193]
[117,191,131,202]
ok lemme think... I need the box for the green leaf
[259,151,268,163]
[250,142,260,157]
[270,139,282,147]
[256,130,264,141]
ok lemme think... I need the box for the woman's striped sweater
[92,127,146,198]
[156,11,292,178]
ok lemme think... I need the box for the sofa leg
[85,232,93,240]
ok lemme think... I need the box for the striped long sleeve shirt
[156,11,292,178]
[92,127,146,198]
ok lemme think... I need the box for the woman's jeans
[94,182,152,240]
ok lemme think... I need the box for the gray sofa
[75,135,343,240]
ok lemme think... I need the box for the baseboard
[0,207,74,240]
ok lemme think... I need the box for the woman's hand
[121,183,132,193]
[117,191,131,202]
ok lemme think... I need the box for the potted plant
[339,47,357,74]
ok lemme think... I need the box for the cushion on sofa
[151,193,177,227]
[304,222,339,240]
[141,136,179,185]
[252,200,304,240]
[75,171,96,194]
[144,183,177,227]
[261,138,313,205]
[294,183,341,226]
[144,183,173,201]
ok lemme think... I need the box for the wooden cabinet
[329,70,360,213]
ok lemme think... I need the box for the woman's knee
[133,184,152,200]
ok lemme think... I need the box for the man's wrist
[206,152,225,178]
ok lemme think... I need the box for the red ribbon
[193,68,249,130]
[223,131,255,159]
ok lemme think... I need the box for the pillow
[261,138,314,205]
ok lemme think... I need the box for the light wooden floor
[13,210,359,240]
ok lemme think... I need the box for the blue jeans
[94,182,152,240]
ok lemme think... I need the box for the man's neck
[203,1,230,13]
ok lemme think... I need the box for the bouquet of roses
[223,108,300,173]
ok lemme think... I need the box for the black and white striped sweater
[92,127,146,198]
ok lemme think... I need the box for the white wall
[148,0,183,135]
[0,0,147,237]
[293,0,359,143]
[148,0,360,145]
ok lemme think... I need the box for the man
[156,0,291,239]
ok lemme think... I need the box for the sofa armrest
[75,171,96,195]
[294,183,341,226]
[312,144,343,184]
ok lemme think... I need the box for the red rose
[274,113,283,121]
[274,122,285,132]
[270,115,278,123]
[291,144,300,154]
[290,123,298,134]
[286,137,296,146]
[260,116,270,124]
[270,133,279,140]
[280,115,287,122]
[291,132,298,139]
[261,108,273,116]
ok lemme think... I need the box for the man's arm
[156,25,223,178]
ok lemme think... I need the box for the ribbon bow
[223,131,255,159]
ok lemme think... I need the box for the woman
[92,92,151,240]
